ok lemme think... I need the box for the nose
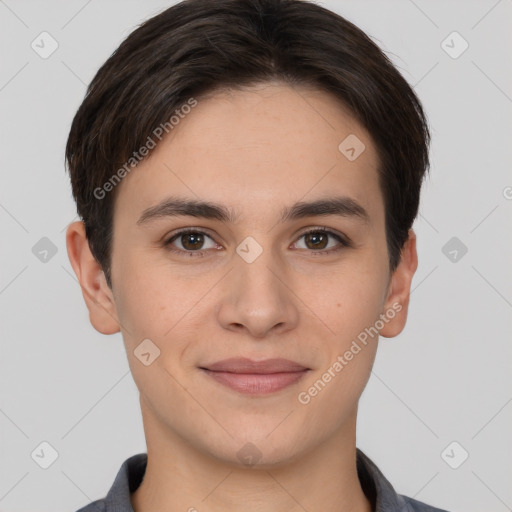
[216,249,300,339]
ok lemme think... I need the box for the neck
[131,397,372,512]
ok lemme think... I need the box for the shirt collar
[356,448,418,511]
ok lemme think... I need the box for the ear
[379,229,418,338]
[65,221,121,335]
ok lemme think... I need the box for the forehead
[113,83,383,225]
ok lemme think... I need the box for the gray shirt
[75,449,450,511]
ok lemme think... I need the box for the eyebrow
[137,195,370,226]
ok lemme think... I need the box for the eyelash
[163,227,351,258]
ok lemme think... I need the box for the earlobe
[379,229,418,339]
[65,221,121,335]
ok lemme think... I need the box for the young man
[65,0,448,510]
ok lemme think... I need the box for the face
[68,82,417,467]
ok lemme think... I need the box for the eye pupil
[182,232,204,250]
[305,232,328,250]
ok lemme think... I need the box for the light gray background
[1,1,511,511]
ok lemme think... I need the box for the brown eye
[293,228,349,254]
[180,232,205,250]
[303,231,329,250]
[164,230,218,254]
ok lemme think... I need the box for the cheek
[295,272,383,424]
[112,254,173,343]
[113,253,215,362]
[304,259,388,341]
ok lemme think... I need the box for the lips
[201,357,309,374]
[200,358,310,395]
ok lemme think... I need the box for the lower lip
[202,369,309,395]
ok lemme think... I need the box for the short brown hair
[65,0,430,288]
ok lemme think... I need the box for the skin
[66,82,417,512]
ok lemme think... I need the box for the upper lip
[201,358,309,374]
